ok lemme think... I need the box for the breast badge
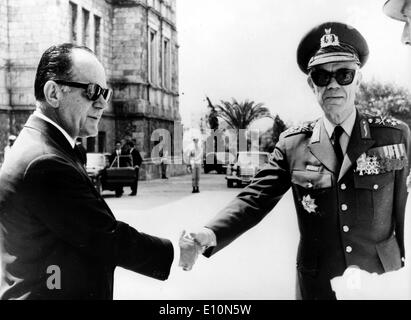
[301,194,318,214]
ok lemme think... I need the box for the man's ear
[307,76,315,92]
[43,80,61,109]
[355,70,362,86]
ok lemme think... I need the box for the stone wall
[0,0,9,112]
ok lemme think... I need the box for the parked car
[226,151,270,188]
[203,152,236,174]
[86,152,137,197]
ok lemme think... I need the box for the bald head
[70,48,107,88]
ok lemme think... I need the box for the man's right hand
[178,231,201,271]
[178,228,217,271]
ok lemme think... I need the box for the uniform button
[346,246,352,253]
[340,183,346,190]
[341,204,348,211]
[343,225,349,232]
[373,184,379,190]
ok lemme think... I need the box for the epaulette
[366,115,403,129]
[282,120,316,138]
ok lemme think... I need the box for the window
[94,15,101,57]
[98,131,106,153]
[162,38,170,89]
[69,2,78,43]
[148,30,158,84]
[82,8,90,47]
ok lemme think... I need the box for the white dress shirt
[322,109,357,156]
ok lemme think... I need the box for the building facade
[0,0,180,161]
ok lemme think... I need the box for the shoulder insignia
[282,120,316,138]
[367,115,402,128]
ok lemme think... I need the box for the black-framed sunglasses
[54,80,113,102]
[309,68,357,87]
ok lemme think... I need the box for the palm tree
[215,98,270,152]
[216,98,270,129]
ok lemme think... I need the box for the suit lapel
[338,111,375,181]
[308,119,339,174]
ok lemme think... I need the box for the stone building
[0,0,180,163]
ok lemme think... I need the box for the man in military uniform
[182,22,411,299]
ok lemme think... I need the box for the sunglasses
[54,80,113,102]
[309,68,356,87]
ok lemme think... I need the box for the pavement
[105,173,300,300]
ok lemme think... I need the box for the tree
[215,98,271,153]
[260,115,288,153]
[356,80,411,128]
[215,98,270,129]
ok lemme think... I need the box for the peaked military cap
[383,0,410,22]
[297,21,369,74]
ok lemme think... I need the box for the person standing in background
[3,135,16,162]
[160,148,168,179]
[187,137,203,193]
[127,140,143,196]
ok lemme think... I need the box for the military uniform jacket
[204,110,410,299]
[0,116,173,299]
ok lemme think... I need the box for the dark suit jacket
[204,110,410,300]
[130,148,143,168]
[0,115,173,300]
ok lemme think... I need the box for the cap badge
[320,28,340,48]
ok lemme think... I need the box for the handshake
[178,228,216,271]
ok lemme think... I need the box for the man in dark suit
[109,141,132,167]
[0,44,178,299]
[183,22,411,299]
[126,141,143,196]
[108,141,132,197]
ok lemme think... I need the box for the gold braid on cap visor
[307,43,360,69]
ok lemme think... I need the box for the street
[105,173,300,300]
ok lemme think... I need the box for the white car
[226,151,270,188]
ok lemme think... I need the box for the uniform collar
[322,108,357,139]
[33,110,76,148]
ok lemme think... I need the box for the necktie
[74,144,87,166]
[332,125,344,168]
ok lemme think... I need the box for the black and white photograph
[0,0,411,307]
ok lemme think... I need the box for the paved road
[105,173,300,300]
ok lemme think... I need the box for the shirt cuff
[203,227,217,247]
[171,239,181,269]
